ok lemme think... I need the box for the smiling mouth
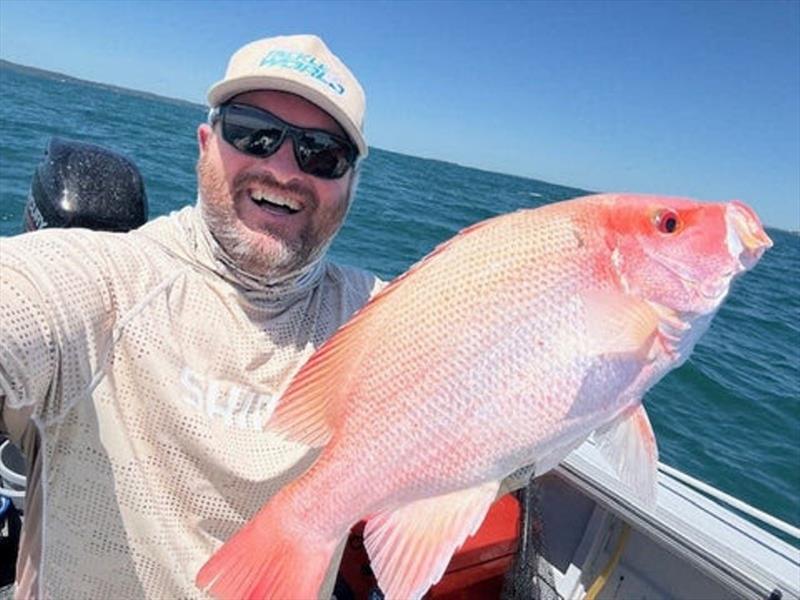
[249,187,301,215]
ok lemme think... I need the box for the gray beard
[199,192,308,281]
[196,154,348,283]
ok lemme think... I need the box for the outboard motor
[23,136,148,232]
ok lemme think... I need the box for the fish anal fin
[595,404,659,507]
[363,481,501,600]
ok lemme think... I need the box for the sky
[1,0,798,228]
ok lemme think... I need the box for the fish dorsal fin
[580,289,660,359]
[366,214,498,292]
[594,404,659,507]
[363,481,501,600]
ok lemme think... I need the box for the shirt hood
[138,203,326,312]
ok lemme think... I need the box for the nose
[726,201,773,269]
[260,136,303,181]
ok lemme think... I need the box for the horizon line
[0,58,794,233]
[0,57,592,193]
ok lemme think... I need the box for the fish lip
[725,202,772,269]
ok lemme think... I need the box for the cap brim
[207,76,368,158]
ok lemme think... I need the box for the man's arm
[1,250,59,440]
[0,231,116,438]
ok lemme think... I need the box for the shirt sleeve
[0,230,117,437]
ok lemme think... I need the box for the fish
[195,193,771,600]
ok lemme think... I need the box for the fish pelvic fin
[195,501,337,600]
[595,404,659,508]
[363,481,501,600]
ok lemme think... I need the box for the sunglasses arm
[207,106,221,125]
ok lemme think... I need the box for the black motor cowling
[24,137,148,232]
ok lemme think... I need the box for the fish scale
[197,193,771,600]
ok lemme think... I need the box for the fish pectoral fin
[594,404,659,508]
[363,480,501,600]
[580,289,660,359]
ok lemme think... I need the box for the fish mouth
[725,201,772,271]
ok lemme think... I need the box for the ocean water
[1,62,798,542]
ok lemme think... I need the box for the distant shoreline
[0,58,587,193]
[0,58,204,110]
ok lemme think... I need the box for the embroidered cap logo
[260,50,346,96]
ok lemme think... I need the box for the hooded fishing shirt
[0,205,383,599]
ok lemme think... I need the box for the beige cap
[207,35,368,158]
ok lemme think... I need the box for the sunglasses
[209,103,358,180]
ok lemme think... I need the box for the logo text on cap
[260,50,346,96]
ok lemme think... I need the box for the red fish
[196,194,771,599]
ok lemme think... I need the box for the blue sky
[1,0,798,228]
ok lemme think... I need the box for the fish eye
[654,209,680,234]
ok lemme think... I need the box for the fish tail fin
[196,501,337,600]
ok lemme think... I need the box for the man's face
[197,90,354,280]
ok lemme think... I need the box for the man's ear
[198,123,213,156]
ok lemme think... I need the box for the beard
[196,151,350,282]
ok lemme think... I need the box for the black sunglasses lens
[221,106,284,157]
[296,131,354,179]
[218,104,356,178]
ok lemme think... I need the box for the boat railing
[658,461,800,541]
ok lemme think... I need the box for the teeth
[250,189,300,211]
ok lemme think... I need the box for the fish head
[599,194,772,359]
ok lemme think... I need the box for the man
[0,34,381,598]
